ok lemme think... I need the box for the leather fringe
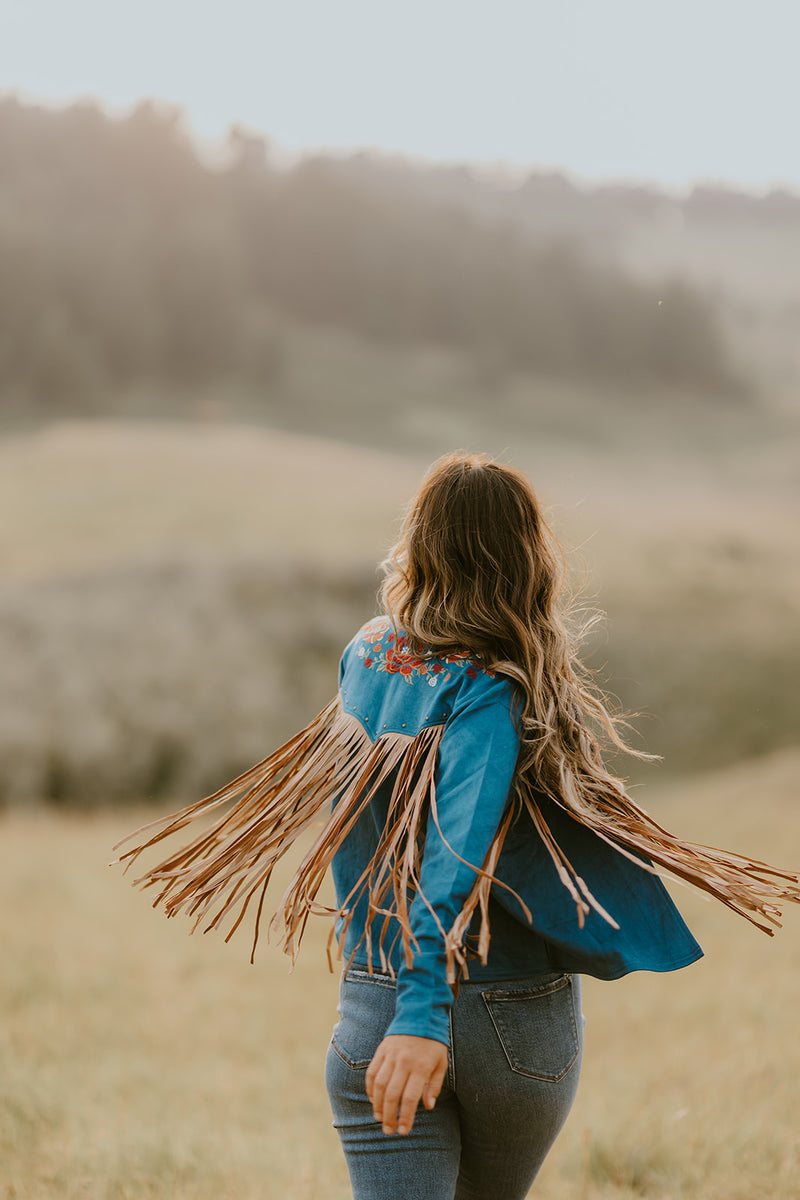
[113,697,800,976]
[113,699,452,969]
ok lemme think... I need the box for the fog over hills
[6,93,799,433]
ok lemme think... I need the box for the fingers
[364,1043,385,1109]
[423,1055,448,1111]
[373,1062,428,1136]
[365,1046,396,1131]
[395,1071,428,1136]
[365,1036,449,1136]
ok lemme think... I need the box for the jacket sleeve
[384,675,521,1045]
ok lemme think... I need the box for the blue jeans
[326,967,583,1200]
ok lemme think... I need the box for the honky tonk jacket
[116,616,798,1047]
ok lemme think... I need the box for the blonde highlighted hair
[380,451,641,822]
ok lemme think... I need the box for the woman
[116,453,798,1200]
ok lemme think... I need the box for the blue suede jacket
[331,616,702,1046]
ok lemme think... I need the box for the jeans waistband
[344,962,569,988]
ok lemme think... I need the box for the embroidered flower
[357,618,492,683]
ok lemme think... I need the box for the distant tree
[0,95,742,421]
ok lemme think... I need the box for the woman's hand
[365,1034,449,1136]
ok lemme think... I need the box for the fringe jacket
[330,617,702,1044]
[115,616,799,1047]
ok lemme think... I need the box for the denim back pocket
[330,970,397,1071]
[481,974,579,1082]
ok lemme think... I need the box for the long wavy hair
[380,451,645,820]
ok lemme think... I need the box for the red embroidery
[357,618,493,686]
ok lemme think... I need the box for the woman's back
[332,615,701,1038]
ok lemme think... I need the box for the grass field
[1,419,798,806]
[3,415,798,582]
[0,420,426,582]
[2,749,799,1200]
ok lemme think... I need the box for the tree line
[0,95,741,418]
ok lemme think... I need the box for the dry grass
[2,407,797,1195]
[2,419,798,803]
[0,420,424,582]
[1,807,346,1200]
[0,556,380,803]
[3,414,797,586]
[2,750,799,1199]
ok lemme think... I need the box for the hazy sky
[3,0,799,191]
